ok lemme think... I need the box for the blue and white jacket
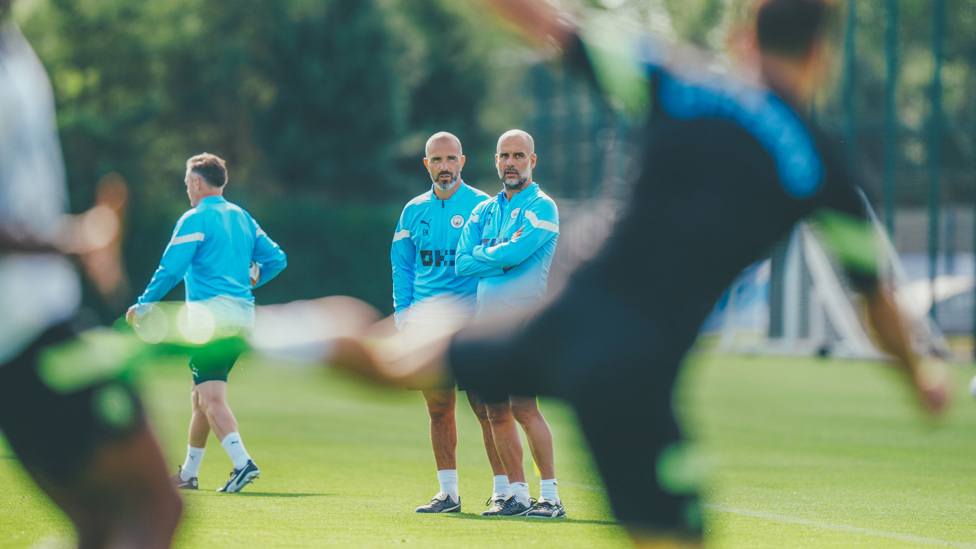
[133,196,287,328]
[392,182,490,327]
[455,182,559,318]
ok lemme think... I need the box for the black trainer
[171,467,198,490]
[415,493,461,513]
[216,459,260,493]
[526,497,566,518]
[481,495,532,516]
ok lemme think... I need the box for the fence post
[927,0,945,317]
[883,0,899,238]
[842,0,857,166]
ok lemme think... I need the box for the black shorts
[448,284,703,535]
[0,322,145,485]
[189,338,246,384]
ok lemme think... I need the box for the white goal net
[713,204,949,359]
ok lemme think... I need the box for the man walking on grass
[128,153,287,494]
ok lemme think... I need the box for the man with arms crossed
[127,153,287,493]
[455,129,564,518]
[393,132,497,513]
[0,3,181,546]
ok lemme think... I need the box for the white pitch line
[705,504,976,548]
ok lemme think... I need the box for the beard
[501,171,528,192]
[433,172,460,192]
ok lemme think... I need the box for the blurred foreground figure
[0,3,181,547]
[307,0,948,547]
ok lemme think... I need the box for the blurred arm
[814,208,948,415]
[863,286,947,415]
[481,0,575,49]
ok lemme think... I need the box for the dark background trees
[12,0,975,314]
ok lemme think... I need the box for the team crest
[511,208,520,219]
[450,215,464,228]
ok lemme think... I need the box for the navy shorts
[0,322,145,484]
[448,284,703,535]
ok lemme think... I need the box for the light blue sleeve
[455,201,505,279]
[391,209,416,321]
[134,212,201,311]
[472,199,558,268]
[251,217,287,288]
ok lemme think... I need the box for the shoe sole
[219,470,260,493]
[415,504,461,513]
[527,511,566,518]
[482,508,532,517]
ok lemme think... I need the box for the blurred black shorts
[0,322,145,484]
[189,338,245,384]
[448,283,703,535]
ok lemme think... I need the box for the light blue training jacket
[392,182,489,327]
[134,196,287,325]
[455,182,559,318]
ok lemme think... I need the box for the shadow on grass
[443,513,618,526]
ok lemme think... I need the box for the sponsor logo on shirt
[420,249,456,267]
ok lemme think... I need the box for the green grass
[2,353,975,548]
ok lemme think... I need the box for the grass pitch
[2,352,975,548]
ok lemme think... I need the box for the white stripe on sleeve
[393,229,411,243]
[525,211,558,233]
[170,232,205,246]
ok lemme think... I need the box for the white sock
[492,475,511,499]
[181,445,205,480]
[540,478,559,503]
[220,432,252,470]
[437,469,459,500]
[511,482,531,506]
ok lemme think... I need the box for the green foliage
[253,1,413,198]
[13,0,976,314]
[17,0,523,314]
[19,0,519,205]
